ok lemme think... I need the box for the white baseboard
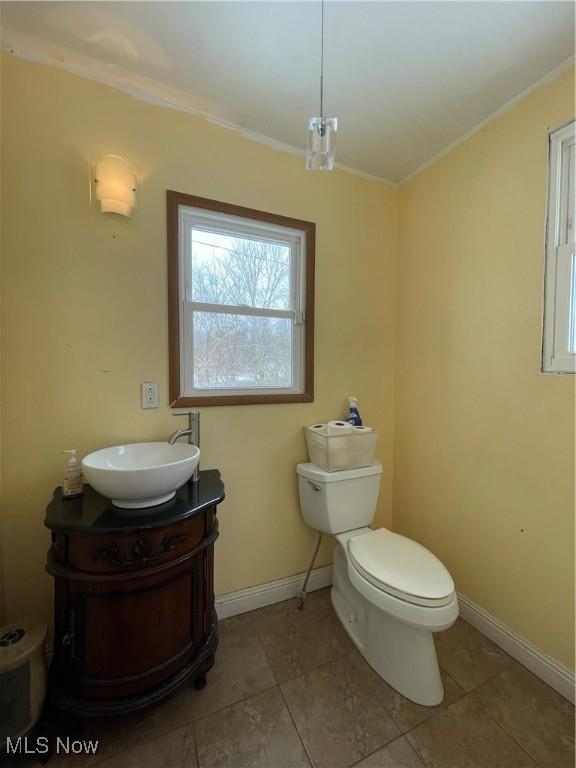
[457,592,575,704]
[215,568,574,704]
[215,565,333,620]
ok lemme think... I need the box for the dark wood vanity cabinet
[45,470,225,716]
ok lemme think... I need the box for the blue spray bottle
[345,396,363,427]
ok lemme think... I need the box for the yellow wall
[0,54,397,623]
[0,49,5,626]
[1,52,573,672]
[394,67,575,669]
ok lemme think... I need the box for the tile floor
[48,589,575,768]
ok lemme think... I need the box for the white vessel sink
[82,442,200,509]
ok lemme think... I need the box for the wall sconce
[91,155,137,218]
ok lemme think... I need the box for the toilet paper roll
[354,425,373,432]
[327,420,355,435]
[307,423,328,435]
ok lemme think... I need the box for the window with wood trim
[542,120,575,373]
[167,192,315,406]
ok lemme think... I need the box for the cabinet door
[67,554,205,699]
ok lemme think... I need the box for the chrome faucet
[169,411,200,482]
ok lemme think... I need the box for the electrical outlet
[141,382,159,409]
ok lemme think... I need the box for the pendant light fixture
[306,0,338,171]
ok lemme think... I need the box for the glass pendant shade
[306,117,338,170]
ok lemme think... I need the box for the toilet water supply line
[296,532,323,609]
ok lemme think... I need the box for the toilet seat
[346,528,455,607]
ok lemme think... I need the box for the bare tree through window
[191,235,293,388]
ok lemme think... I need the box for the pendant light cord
[320,0,324,119]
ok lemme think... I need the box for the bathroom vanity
[44,470,225,716]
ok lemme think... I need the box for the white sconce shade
[94,155,136,217]
[306,117,338,171]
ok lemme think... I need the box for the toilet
[296,461,458,706]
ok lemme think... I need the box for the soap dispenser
[62,449,83,499]
[345,396,363,427]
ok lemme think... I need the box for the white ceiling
[1,1,574,183]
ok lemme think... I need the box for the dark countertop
[45,469,225,534]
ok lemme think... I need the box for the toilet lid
[348,529,455,607]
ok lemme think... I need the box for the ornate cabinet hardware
[62,609,77,659]
[161,532,189,552]
[90,532,190,568]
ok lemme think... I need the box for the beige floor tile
[472,662,575,767]
[194,687,310,768]
[191,613,276,718]
[94,725,196,768]
[61,686,196,766]
[281,651,400,768]
[45,725,116,767]
[1,756,44,768]
[353,736,425,767]
[131,684,196,740]
[48,724,196,768]
[43,602,574,768]
[369,665,465,733]
[435,619,512,691]
[251,588,355,683]
[48,683,195,767]
[41,730,107,767]
[406,695,536,768]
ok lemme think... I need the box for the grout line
[229,588,352,690]
[79,695,197,765]
[383,670,497,742]
[346,650,405,731]
[348,642,464,741]
[436,659,509,695]
[279,645,403,767]
[400,694,472,768]
[198,599,555,767]
[464,663,513,692]
[275,641,360,688]
[346,735,426,768]
[192,715,201,768]
[69,599,560,768]
[277,684,316,768]
[191,600,332,721]
[404,731,431,768]
[400,643,561,765]
[465,662,558,767]
[468,691,542,767]
[191,679,279,724]
[185,619,281,729]
[400,690,543,768]
[255,631,285,688]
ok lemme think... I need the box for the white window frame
[167,191,315,406]
[542,120,576,374]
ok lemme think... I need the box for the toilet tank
[296,463,382,534]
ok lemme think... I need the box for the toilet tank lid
[296,462,383,483]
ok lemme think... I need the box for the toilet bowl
[296,462,458,706]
